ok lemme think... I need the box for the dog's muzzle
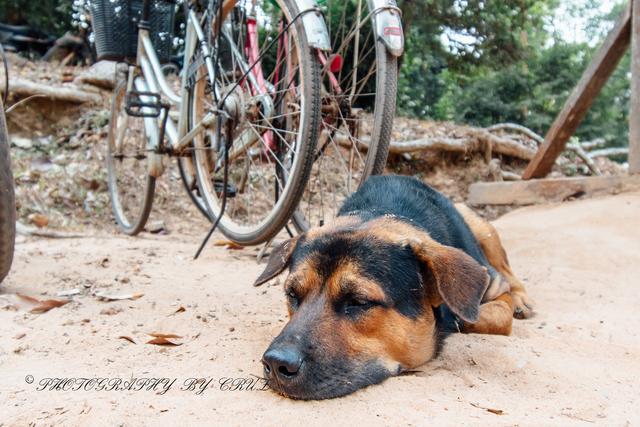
[262,343,304,382]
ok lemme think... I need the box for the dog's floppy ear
[253,237,299,287]
[408,238,489,323]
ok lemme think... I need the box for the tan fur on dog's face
[255,217,489,399]
[282,256,439,371]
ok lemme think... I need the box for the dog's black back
[339,175,494,333]
[339,175,490,267]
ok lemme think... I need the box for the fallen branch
[1,78,101,104]
[487,123,544,146]
[4,94,46,114]
[334,123,619,171]
[387,137,474,154]
[567,143,601,175]
[469,175,640,205]
[589,147,629,158]
[486,159,522,181]
[580,138,607,150]
[473,130,537,160]
[334,132,536,160]
[486,124,610,156]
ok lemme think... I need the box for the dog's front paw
[512,290,534,319]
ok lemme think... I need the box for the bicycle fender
[368,0,404,57]
[294,0,331,51]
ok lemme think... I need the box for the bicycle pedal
[213,180,237,198]
[125,90,163,118]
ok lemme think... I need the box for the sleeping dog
[254,175,533,399]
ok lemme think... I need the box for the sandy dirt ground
[1,192,639,426]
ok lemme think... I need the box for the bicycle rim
[106,80,156,235]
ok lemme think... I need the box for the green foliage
[1,0,630,147]
[397,0,630,147]
[0,0,75,36]
[397,51,447,118]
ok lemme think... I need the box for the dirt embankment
[4,55,630,229]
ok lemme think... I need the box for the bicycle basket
[91,0,175,63]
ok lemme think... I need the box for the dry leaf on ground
[28,213,49,228]
[17,293,41,304]
[169,306,186,316]
[470,402,504,415]
[213,239,244,250]
[148,333,182,339]
[147,337,182,346]
[95,292,144,302]
[57,288,81,297]
[17,293,69,313]
[118,336,136,344]
[31,299,69,313]
[147,332,182,346]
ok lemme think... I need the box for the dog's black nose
[262,346,303,380]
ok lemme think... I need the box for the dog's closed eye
[339,294,383,317]
[286,288,301,310]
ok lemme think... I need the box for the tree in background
[397,0,557,119]
[1,0,92,40]
[0,0,75,36]
[0,0,629,148]
[397,0,629,148]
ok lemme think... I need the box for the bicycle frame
[132,3,215,159]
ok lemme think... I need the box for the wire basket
[91,0,175,63]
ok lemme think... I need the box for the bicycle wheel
[106,79,156,235]
[188,0,320,245]
[0,99,15,283]
[292,0,399,231]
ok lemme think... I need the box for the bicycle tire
[0,98,15,283]
[106,80,156,235]
[367,43,398,176]
[189,0,321,245]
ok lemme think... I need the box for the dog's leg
[463,293,513,335]
[454,204,534,319]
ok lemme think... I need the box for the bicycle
[291,0,404,231]
[184,0,405,235]
[95,0,331,244]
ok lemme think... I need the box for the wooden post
[631,0,640,173]
[522,2,632,179]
